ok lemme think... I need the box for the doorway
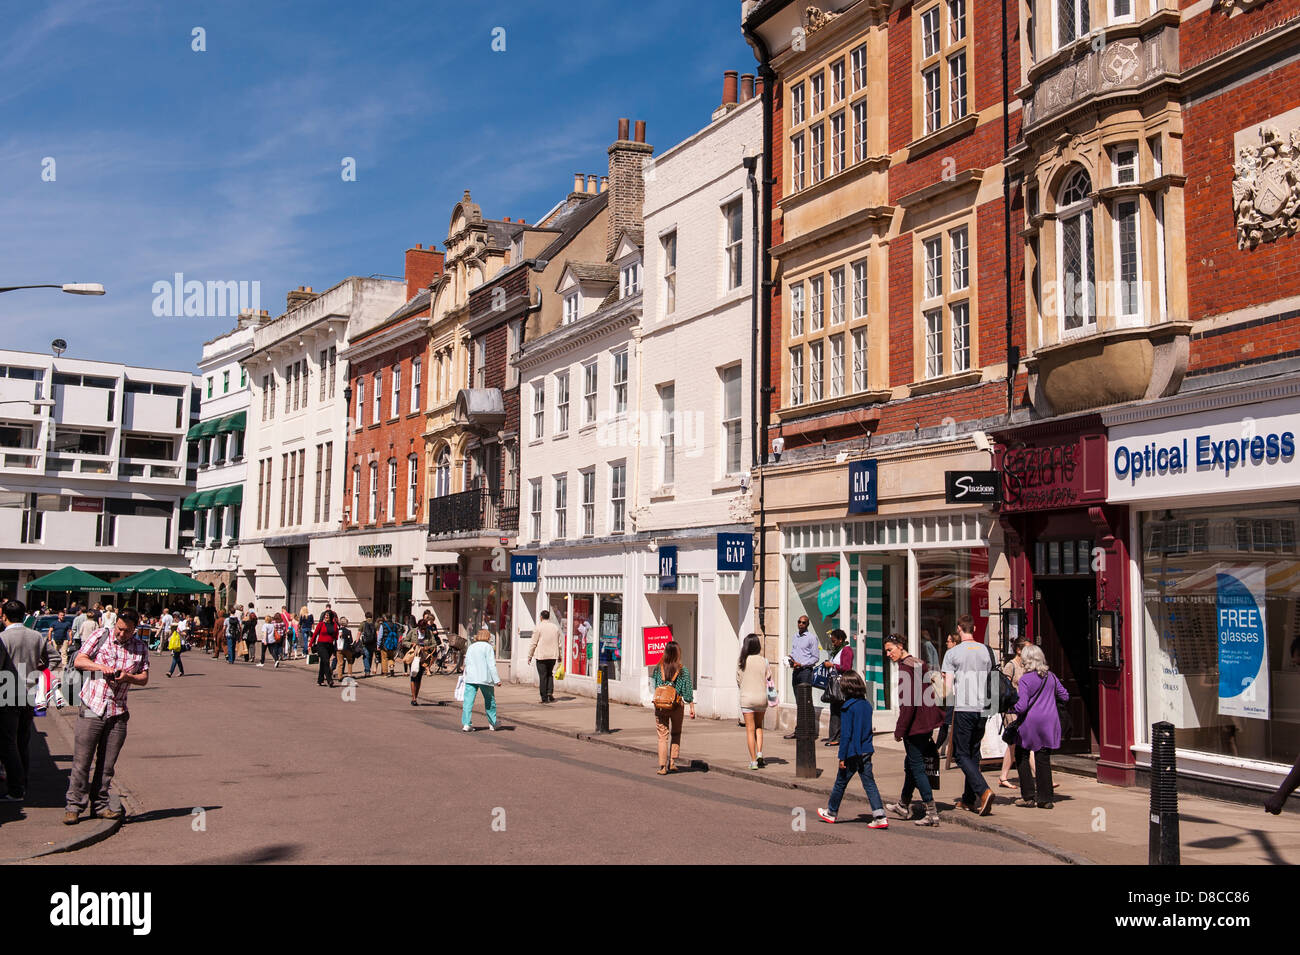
[1035,578,1097,754]
[662,598,698,689]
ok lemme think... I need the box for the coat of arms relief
[1233,125,1300,249]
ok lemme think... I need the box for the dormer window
[563,291,580,325]
[621,261,641,298]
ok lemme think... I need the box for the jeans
[1017,745,1054,804]
[361,645,374,675]
[899,732,935,804]
[463,684,497,728]
[316,646,335,685]
[655,702,685,768]
[226,636,236,663]
[827,755,884,817]
[168,651,184,676]
[66,710,129,814]
[953,711,989,805]
[0,706,35,797]
[535,659,555,701]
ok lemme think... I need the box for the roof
[484,219,525,250]
[535,191,608,265]
[567,262,619,284]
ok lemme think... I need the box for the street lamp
[0,283,106,295]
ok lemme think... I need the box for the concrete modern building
[184,310,268,606]
[0,347,199,604]
[238,278,406,616]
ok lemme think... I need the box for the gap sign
[717,533,752,572]
[848,459,878,513]
[658,545,678,590]
[510,555,538,583]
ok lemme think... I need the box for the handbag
[820,668,844,703]
[810,663,830,690]
[923,737,941,790]
[235,639,248,657]
[454,673,466,701]
[986,644,1018,714]
[652,666,680,711]
[766,673,779,707]
[336,636,346,651]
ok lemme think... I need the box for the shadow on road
[127,805,223,824]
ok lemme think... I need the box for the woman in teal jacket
[817,670,888,828]
[462,631,502,731]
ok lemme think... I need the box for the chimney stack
[723,70,739,107]
[607,118,653,260]
[740,73,755,102]
[405,244,445,300]
[286,286,318,312]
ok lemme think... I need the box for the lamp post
[0,284,105,295]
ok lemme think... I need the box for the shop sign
[848,459,878,514]
[1108,397,1300,502]
[70,497,104,513]
[658,545,678,591]
[357,543,393,559]
[643,625,673,666]
[1217,566,1270,720]
[510,555,538,583]
[944,471,1001,504]
[997,434,1107,512]
[717,533,752,572]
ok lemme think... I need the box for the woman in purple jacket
[1010,644,1069,809]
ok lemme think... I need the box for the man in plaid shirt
[64,607,149,825]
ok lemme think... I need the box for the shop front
[328,527,450,627]
[994,417,1136,784]
[1107,385,1300,792]
[462,552,512,663]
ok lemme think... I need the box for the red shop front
[994,416,1136,786]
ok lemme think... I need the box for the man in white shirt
[941,613,994,816]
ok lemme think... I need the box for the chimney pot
[740,73,755,102]
[756,76,765,97]
[587,174,598,193]
[634,120,646,143]
[723,70,739,106]
[599,176,608,193]
[618,117,630,141]
[574,172,584,193]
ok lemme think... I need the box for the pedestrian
[882,633,943,826]
[224,607,241,664]
[736,633,769,770]
[379,615,400,677]
[816,670,888,828]
[650,640,695,775]
[241,609,258,663]
[312,611,339,687]
[360,613,377,677]
[298,605,314,660]
[102,604,117,632]
[936,631,959,766]
[823,627,854,745]
[1009,644,1068,810]
[0,600,50,802]
[166,624,185,677]
[526,609,562,703]
[46,610,73,670]
[998,637,1031,790]
[408,636,432,706]
[64,607,148,824]
[941,614,995,815]
[461,630,501,731]
[784,614,819,739]
[336,617,356,681]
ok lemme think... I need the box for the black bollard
[595,663,611,734]
[1149,720,1180,866]
[793,682,818,778]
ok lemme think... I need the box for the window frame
[582,360,598,425]
[555,371,570,434]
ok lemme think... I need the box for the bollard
[595,663,611,734]
[1149,720,1180,866]
[793,682,818,778]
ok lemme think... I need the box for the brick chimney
[607,118,653,260]
[286,286,318,312]
[405,243,445,300]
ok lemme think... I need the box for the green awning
[110,569,159,594]
[114,568,213,596]
[185,421,206,440]
[216,411,247,434]
[181,491,205,510]
[210,484,243,506]
[26,566,114,592]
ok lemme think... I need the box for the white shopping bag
[454,674,466,702]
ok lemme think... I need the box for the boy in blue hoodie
[817,669,888,828]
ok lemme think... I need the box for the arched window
[217,583,227,610]
[1057,167,1095,333]
[435,449,450,498]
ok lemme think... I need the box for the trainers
[868,816,890,829]
[256,663,265,668]
[462,725,472,732]
[1014,798,1036,808]
[816,808,837,824]
[0,793,23,803]
[885,801,912,820]
[915,809,941,827]
[748,760,759,770]
[489,724,499,731]
[756,755,765,768]
[978,790,995,816]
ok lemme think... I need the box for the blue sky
[0,0,756,371]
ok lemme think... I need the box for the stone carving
[805,6,840,32]
[1099,40,1141,88]
[1214,0,1273,11]
[1029,34,1164,126]
[1232,125,1300,249]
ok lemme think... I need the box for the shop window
[569,594,595,677]
[599,594,623,680]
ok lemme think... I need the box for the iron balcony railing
[428,487,519,537]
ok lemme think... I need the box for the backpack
[381,623,399,652]
[986,644,1018,715]
[361,622,377,647]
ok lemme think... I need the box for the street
[33,652,1051,865]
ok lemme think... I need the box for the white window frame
[925,308,945,379]
[407,454,419,519]
[791,81,805,125]
[809,340,824,403]
[851,45,868,92]
[1054,0,1090,49]
[386,458,397,518]
[368,462,378,523]
[852,260,868,319]
[553,474,568,540]
[662,232,677,316]
[581,468,596,537]
[609,462,627,534]
[532,380,545,439]
[612,349,629,416]
[830,112,845,175]
[809,275,824,332]
[724,199,744,291]
[582,360,598,425]
[852,100,868,164]
[563,291,579,325]
[1114,196,1143,324]
[791,133,806,192]
[660,382,676,487]
[391,365,401,419]
[830,268,845,325]
[851,327,868,393]
[555,372,570,434]
[351,465,360,522]
[830,60,845,104]
[721,364,743,477]
[810,122,825,184]
[1057,167,1097,336]
[811,72,824,115]
[529,479,542,541]
[830,334,845,398]
[356,377,364,428]
[372,371,382,423]
[790,281,805,338]
[790,347,804,406]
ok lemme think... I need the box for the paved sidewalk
[323,659,1300,865]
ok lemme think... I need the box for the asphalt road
[37,651,1053,865]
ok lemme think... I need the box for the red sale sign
[643,625,673,667]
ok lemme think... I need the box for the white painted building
[183,310,269,607]
[0,347,200,605]
[237,279,406,617]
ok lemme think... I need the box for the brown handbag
[653,665,680,711]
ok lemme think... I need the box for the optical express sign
[1108,397,1299,502]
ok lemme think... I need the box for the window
[368,462,378,523]
[391,365,401,418]
[314,444,323,524]
[280,455,288,527]
[790,347,804,406]
[1115,198,1141,319]
[581,469,595,537]
[555,372,570,433]
[831,60,845,104]
[387,459,397,519]
[286,452,296,525]
[411,357,422,413]
[1058,167,1096,332]
[922,5,941,56]
[811,72,824,114]
[790,281,805,337]
[950,226,969,291]
[659,383,675,486]
[507,322,522,389]
[532,381,545,439]
[924,236,944,299]
[473,340,486,389]
[435,449,451,498]
[919,0,968,134]
[612,349,629,415]
[529,479,542,541]
[206,377,213,399]
[328,346,336,397]
[830,334,845,398]
[323,442,332,520]
[222,371,230,394]
[563,292,579,325]
[922,226,972,377]
[852,327,868,392]
[851,44,868,92]
[810,122,825,184]
[948,51,967,121]
[948,0,966,41]
[261,375,269,420]
[791,81,805,125]
[1112,0,1133,21]
[791,134,806,192]
[621,261,640,298]
[724,199,743,290]
[923,67,942,134]
[722,365,743,475]
[1111,143,1137,185]
[407,454,419,519]
[852,260,868,319]
[297,448,305,524]
[852,100,868,163]
[610,463,627,533]
[320,350,328,401]
[830,268,845,325]
[809,340,824,402]
[830,112,846,175]
[582,361,598,424]
[662,232,677,315]
[554,475,568,539]
[1056,0,1089,48]
[372,371,382,423]
[809,275,824,333]
[925,309,945,379]
[951,301,970,372]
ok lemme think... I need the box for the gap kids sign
[1109,396,1300,502]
